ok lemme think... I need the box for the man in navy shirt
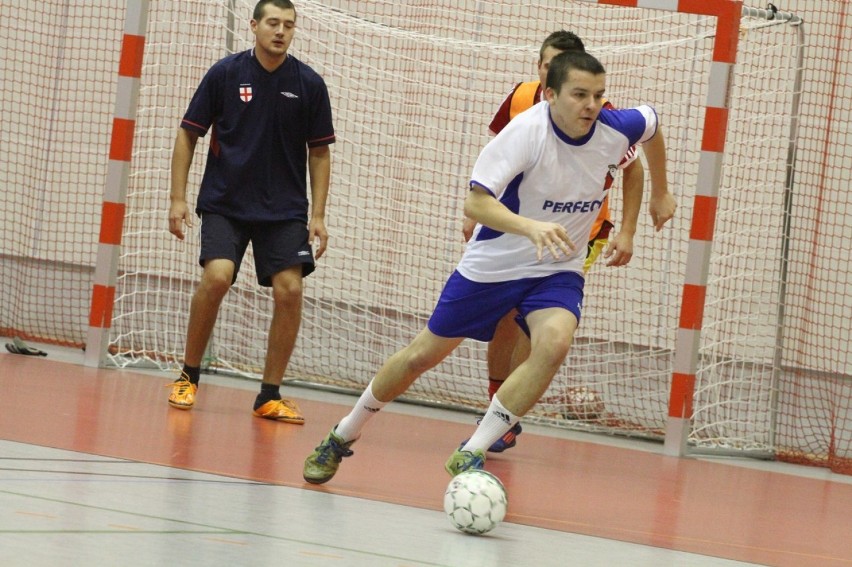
[167,0,334,424]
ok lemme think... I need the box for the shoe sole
[487,439,516,453]
[445,463,484,476]
[168,401,194,410]
[303,474,333,484]
[253,412,305,425]
[458,440,516,453]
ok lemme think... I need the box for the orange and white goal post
[88,0,806,463]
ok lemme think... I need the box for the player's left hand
[603,232,634,266]
[309,217,329,260]
[461,216,476,242]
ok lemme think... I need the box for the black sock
[181,365,200,386]
[254,383,281,410]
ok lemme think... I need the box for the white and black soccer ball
[562,386,605,420]
[443,469,508,535]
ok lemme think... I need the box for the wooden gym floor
[1,343,851,566]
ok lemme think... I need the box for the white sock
[461,394,520,453]
[335,378,388,442]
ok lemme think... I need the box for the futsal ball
[562,386,605,420]
[443,470,508,535]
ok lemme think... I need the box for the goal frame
[83,0,804,460]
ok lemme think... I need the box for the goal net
[9,1,843,469]
[107,0,808,457]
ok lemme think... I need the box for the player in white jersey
[461,30,673,454]
[457,98,656,283]
[303,50,670,483]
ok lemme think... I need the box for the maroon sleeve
[488,83,522,135]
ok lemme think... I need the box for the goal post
[85,0,151,368]
[97,1,808,462]
[649,0,746,457]
[664,2,805,457]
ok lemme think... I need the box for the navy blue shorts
[199,213,315,287]
[427,270,584,341]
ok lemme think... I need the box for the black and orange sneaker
[253,398,305,424]
[167,373,197,410]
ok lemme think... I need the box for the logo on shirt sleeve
[239,84,253,103]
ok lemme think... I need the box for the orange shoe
[253,398,305,424]
[167,374,197,410]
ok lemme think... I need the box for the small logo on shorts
[298,250,310,256]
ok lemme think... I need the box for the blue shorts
[199,213,315,287]
[427,271,584,341]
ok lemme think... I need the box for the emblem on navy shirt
[239,84,253,103]
[280,91,299,99]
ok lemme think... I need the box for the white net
[107,1,802,453]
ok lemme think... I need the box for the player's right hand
[526,220,575,262]
[168,200,193,241]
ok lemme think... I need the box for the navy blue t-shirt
[181,49,335,222]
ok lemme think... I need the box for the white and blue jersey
[460,101,657,282]
[181,49,335,223]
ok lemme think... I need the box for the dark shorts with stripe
[199,213,315,287]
